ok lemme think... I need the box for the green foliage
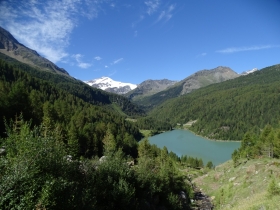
[180,154,204,168]
[132,82,183,111]
[92,150,138,209]
[134,116,172,133]
[0,58,142,158]
[0,54,145,118]
[267,177,280,196]
[232,125,280,167]
[0,121,192,209]
[206,161,214,169]
[0,119,86,209]
[136,139,192,208]
[149,64,280,140]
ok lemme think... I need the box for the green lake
[148,130,240,166]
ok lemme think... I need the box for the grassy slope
[193,158,280,209]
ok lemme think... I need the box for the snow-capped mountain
[84,77,137,94]
[240,68,258,75]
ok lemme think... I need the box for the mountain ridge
[130,66,240,111]
[149,64,280,140]
[0,26,69,76]
[126,79,178,100]
[179,66,239,95]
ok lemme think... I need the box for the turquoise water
[148,130,240,166]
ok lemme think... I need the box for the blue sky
[0,0,280,84]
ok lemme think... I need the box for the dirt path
[191,185,214,210]
[184,172,214,209]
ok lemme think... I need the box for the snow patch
[240,68,258,75]
[84,77,137,94]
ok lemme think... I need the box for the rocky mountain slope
[132,66,239,110]
[179,66,239,95]
[0,26,69,76]
[84,77,137,94]
[126,79,177,100]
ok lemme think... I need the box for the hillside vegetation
[193,158,280,210]
[0,58,144,158]
[150,64,280,140]
[131,66,239,111]
[2,26,280,209]
[0,57,195,209]
[191,122,280,209]
[0,53,145,118]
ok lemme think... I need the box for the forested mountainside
[0,57,195,209]
[0,58,143,157]
[149,64,280,140]
[0,53,145,118]
[131,66,239,111]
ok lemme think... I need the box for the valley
[1,26,280,209]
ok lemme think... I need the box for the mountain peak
[84,77,137,94]
[0,26,69,76]
[240,68,258,75]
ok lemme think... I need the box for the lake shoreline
[143,128,241,142]
[183,128,241,142]
[148,129,241,167]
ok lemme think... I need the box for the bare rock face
[180,66,239,95]
[0,26,19,51]
[128,66,240,110]
[0,26,69,76]
[126,79,178,100]
[105,85,134,94]
[1,40,17,51]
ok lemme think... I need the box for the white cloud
[112,58,123,65]
[145,0,160,15]
[73,54,92,69]
[105,65,108,68]
[134,30,138,37]
[132,15,144,28]
[0,0,108,63]
[155,4,175,23]
[78,63,92,68]
[196,52,207,58]
[94,56,102,61]
[216,45,280,53]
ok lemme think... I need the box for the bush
[267,178,280,196]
